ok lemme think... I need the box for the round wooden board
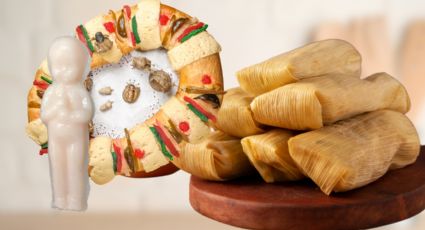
[189,146,425,230]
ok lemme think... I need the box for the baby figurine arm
[40,86,69,123]
[68,89,94,124]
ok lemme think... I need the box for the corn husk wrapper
[172,131,254,180]
[241,129,304,183]
[251,72,410,130]
[288,110,420,195]
[216,88,265,138]
[237,39,361,95]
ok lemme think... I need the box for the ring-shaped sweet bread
[25,0,231,184]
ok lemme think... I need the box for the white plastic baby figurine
[40,36,94,211]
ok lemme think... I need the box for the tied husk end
[217,88,265,137]
[251,84,323,130]
[172,131,253,181]
[242,129,304,183]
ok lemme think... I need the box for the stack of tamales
[217,39,420,195]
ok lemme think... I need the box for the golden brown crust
[28,108,41,122]
[159,4,192,49]
[27,87,40,108]
[178,54,223,91]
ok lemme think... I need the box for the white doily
[90,49,179,138]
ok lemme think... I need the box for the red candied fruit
[134,149,145,159]
[179,121,190,132]
[201,74,212,84]
[103,22,116,33]
[159,15,170,26]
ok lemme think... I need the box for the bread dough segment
[162,97,211,144]
[136,0,162,50]
[88,137,115,185]
[168,32,221,70]
[40,59,51,76]
[25,119,48,145]
[130,124,169,172]
[84,15,122,64]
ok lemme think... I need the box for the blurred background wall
[1,0,425,229]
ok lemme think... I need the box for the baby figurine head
[48,36,91,84]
